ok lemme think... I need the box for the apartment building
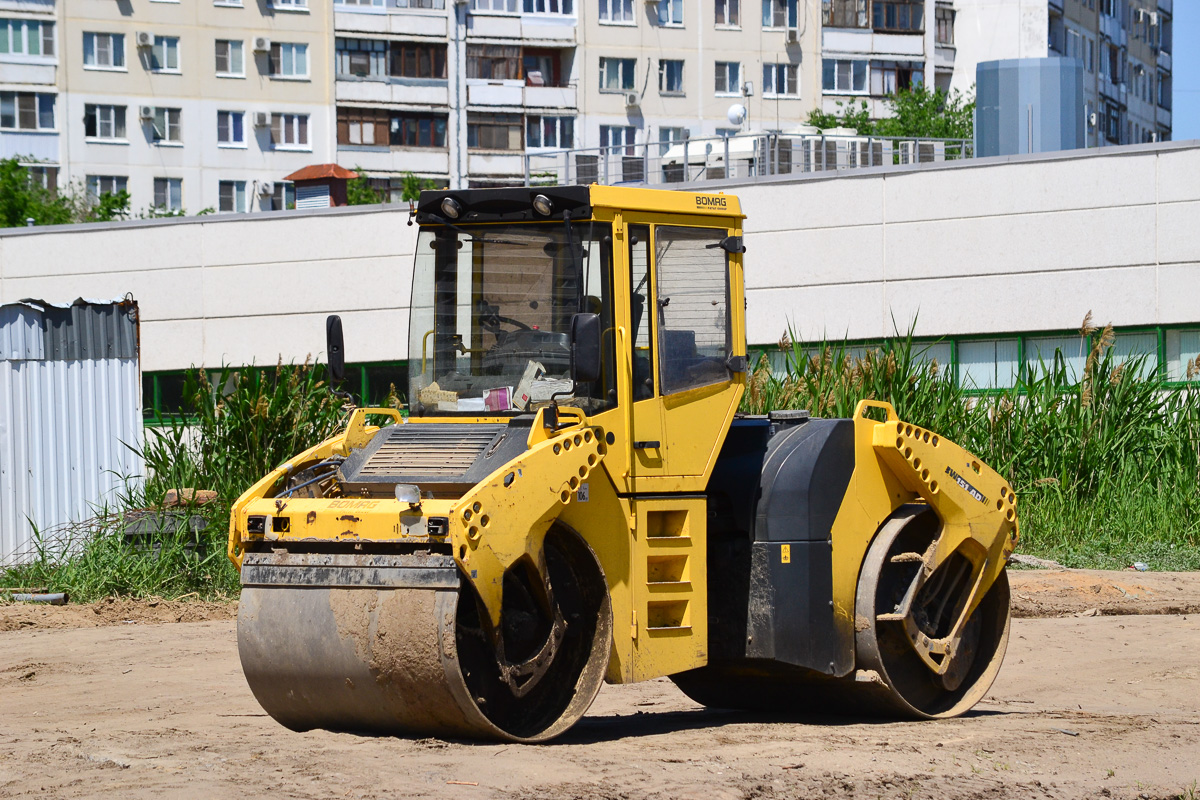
[949,0,1171,147]
[1,0,333,214]
[0,0,59,189]
[330,0,821,192]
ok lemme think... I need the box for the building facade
[2,0,334,214]
[948,0,1171,147]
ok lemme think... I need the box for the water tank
[975,58,1085,157]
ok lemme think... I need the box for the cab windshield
[408,221,615,416]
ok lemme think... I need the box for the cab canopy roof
[414,185,743,225]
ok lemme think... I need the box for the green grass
[745,321,1200,571]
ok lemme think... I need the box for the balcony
[1158,49,1171,72]
[467,14,522,39]
[523,84,576,109]
[335,78,450,106]
[1099,14,1127,47]
[334,9,448,38]
[1157,106,1171,128]
[467,79,524,107]
[0,0,55,11]
[334,145,449,175]
[468,151,524,177]
[1158,0,1171,15]
[521,15,576,42]
[0,130,58,162]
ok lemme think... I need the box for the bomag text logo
[695,195,728,209]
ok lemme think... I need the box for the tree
[346,167,383,205]
[400,172,440,202]
[0,158,73,227]
[806,86,975,140]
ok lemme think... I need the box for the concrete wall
[0,140,1197,371]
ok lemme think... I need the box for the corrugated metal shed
[0,298,143,566]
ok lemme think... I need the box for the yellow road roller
[228,185,1018,742]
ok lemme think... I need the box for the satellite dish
[727,103,747,126]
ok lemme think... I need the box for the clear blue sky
[1173,4,1199,141]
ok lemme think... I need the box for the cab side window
[654,226,732,395]
[629,224,654,401]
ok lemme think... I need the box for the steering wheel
[477,299,532,339]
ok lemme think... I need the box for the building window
[526,115,573,148]
[273,0,308,8]
[1166,330,1200,382]
[599,57,635,91]
[83,32,125,69]
[270,42,309,78]
[599,0,634,24]
[935,6,954,44]
[471,0,518,11]
[467,113,522,150]
[0,18,55,57]
[762,0,796,28]
[715,0,739,27]
[1104,102,1120,142]
[523,49,563,86]
[394,0,446,7]
[337,106,389,145]
[84,103,126,139]
[219,180,247,213]
[271,113,310,147]
[217,110,245,145]
[152,107,182,143]
[336,0,385,6]
[822,58,867,93]
[873,1,923,33]
[655,226,733,395]
[871,61,922,94]
[658,59,684,94]
[215,39,244,76]
[599,124,636,153]
[523,0,572,13]
[467,44,520,79]
[272,181,296,211]
[153,177,183,211]
[392,41,447,79]
[657,0,683,26]
[87,175,128,199]
[390,113,448,147]
[822,0,867,28]
[336,37,387,78]
[958,339,1018,390]
[714,61,741,94]
[0,92,55,130]
[657,126,687,155]
[150,35,180,71]
[1158,71,1171,110]
[763,63,798,97]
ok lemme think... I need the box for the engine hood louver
[339,423,512,488]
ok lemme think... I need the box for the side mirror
[570,312,602,384]
[326,315,346,385]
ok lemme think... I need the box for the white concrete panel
[201,308,411,368]
[745,225,885,289]
[882,266,1158,339]
[468,152,524,175]
[335,11,387,33]
[883,152,1157,223]
[1157,201,1200,266]
[140,318,204,372]
[1158,263,1200,326]
[871,33,926,56]
[884,205,1157,280]
[0,62,55,85]
[468,82,524,106]
[524,85,577,109]
[200,256,412,319]
[2,223,204,279]
[336,80,391,103]
[739,175,884,231]
[392,82,449,105]
[746,282,888,344]
[1157,148,1200,205]
[1,269,203,323]
[199,208,416,267]
[467,14,522,38]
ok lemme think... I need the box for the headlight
[440,197,462,219]
[532,194,554,216]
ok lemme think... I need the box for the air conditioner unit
[139,105,155,120]
[1088,111,1098,128]
[741,80,754,97]
[624,92,640,108]
[135,31,153,48]
[785,27,800,44]
[258,180,275,196]
[253,36,271,52]
[253,111,271,128]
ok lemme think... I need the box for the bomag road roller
[229,185,1019,742]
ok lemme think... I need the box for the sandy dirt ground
[2,571,1198,800]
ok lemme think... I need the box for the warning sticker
[577,483,590,503]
